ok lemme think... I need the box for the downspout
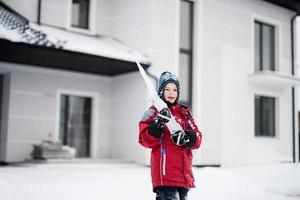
[37,0,41,25]
[291,13,300,163]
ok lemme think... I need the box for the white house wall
[110,71,150,165]
[40,0,112,35]
[95,0,112,36]
[0,62,112,162]
[200,0,295,166]
[2,0,112,36]
[111,0,179,77]
[40,0,69,28]
[1,0,38,22]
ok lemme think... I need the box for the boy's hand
[171,130,197,147]
[154,108,171,128]
[147,108,171,138]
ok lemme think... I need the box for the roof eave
[263,0,300,13]
[0,39,150,76]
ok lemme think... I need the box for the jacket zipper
[162,148,166,176]
[160,145,166,185]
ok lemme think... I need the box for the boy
[139,71,202,200]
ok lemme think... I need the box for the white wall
[0,62,112,162]
[2,0,112,36]
[110,71,150,165]
[200,0,295,166]
[40,0,69,28]
[111,0,179,77]
[95,0,113,36]
[2,0,38,22]
[2,0,69,28]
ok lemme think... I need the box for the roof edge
[0,38,150,76]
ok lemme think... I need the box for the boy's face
[163,83,178,104]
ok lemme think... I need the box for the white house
[0,0,299,166]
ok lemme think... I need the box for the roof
[263,0,300,13]
[0,2,150,76]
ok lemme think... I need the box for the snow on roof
[31,24,150,64]
[0,3,150,64]
[0,3,64,48]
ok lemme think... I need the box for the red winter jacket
[139,103,202,191]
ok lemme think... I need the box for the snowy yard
[0,161,299,200]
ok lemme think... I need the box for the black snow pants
[155,186,189,200]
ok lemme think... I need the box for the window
[179,0,193,106]
[255,21,275,72]
[59,95,92,157]
[71,0,90,29]
[255,95,276,137]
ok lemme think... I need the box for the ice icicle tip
[135,60,156,93]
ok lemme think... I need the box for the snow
[0,21,150,64]
[0,161,299,200]
[30,23,150,64]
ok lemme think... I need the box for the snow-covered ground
[0,161,299,200]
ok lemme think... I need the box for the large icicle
[136,61,184,143]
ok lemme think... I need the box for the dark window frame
[71,0,90,30]
[179,0,194,107]
[255,95,276,137]
[255,20,276,72]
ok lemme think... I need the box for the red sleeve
[189,117,202,149]
[182,107,202,150]
[138,107,161,149]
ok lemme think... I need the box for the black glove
[147,108,171,138]
[171,130,197,147]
